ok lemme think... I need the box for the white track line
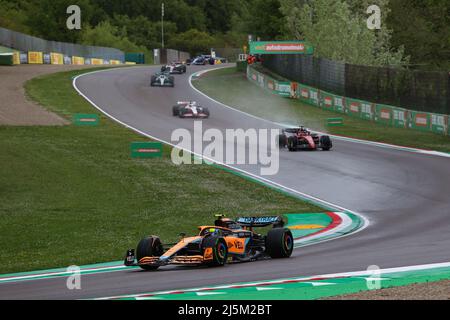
[71,67,369,248]
[0,265,126,283]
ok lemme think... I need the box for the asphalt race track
[1,65,449,299]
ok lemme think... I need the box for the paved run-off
[0,65,106,125]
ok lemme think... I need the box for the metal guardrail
[263,54,450,115]
[0,27,124,62]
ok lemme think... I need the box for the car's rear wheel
[265,228,294,259]
[202,236,228,267]
[288,136,298,152]
[136,236,164,271]
[278,134,287,148]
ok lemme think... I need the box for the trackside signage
[431,114,448,134]
[250,41,314,55]
[131,142,163,159]
[247,65,450,136]
[73,114,99,126]
[275,82,291,97]
[327,118,344,127]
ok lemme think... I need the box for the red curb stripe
[294,212,342,240]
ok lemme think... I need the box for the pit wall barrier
[247,65,449,136]
[7,50,127,67]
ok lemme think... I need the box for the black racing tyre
[202,236,228,267]
[136,236,164,270]
[265,228,294,259]
[150,76,156,87]
[278,134,287,148]
[287,136,298,152]
[320,135,332,151]
[172,106,180,116]
[203,107,210,118]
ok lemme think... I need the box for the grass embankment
[0,69,320,274]
[193,67,450,153]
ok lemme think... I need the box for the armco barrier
[0,27,124,62]
[409,111,431,132]
[375,104,394,126]
[431,114,447,135]
[72,56,85,65]
[345,97,363,118]
[43,53,51,64]
[91,58,104,65]
[247,65,450,136]
[266,77,276,92]
[13,52,20,65]
[51,52,64,65]
[319,90,346,113]
[275,81,291,97]
[28,51,43,64]
[298,84,320,107]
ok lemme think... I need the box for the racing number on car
[226,238,245,254]
[234,240,244,249]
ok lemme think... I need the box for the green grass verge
[0,68,321,274]
[193,67,450,153]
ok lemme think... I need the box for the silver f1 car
[172,101,210,119]
[161,62,187,74]
[150,72,175,87]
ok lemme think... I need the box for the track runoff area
[1,62,449,310]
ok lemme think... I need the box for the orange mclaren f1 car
[124,215,294,270]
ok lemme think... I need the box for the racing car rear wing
[236,216,285,228]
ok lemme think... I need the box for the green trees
[0,0,448,69]
[0,0,32,34]
[279,0,407,66]
[167,29,215,55]
[387,0,450,70]
[25,0,96,43]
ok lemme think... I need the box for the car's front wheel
[320,136,332,151]
[136,236,164,270]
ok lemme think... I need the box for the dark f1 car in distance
[278,126,333,151]
[150,72,175,87]
[172,101,210,118]
[161,61,187,74]
[124,215,294,271]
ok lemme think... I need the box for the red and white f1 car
[172,101,210,119]
[278,127,333,151]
